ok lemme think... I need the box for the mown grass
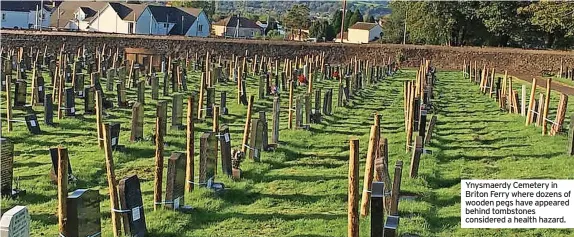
[1,65,574,237]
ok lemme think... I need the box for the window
[164,23,168,28]
[2,13,6,21]
[198,24,203,32]
[128,22,134,34]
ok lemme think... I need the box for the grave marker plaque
[165,152,186,210]
[220,125,232,176]
[109,123,121,150]
[131,102,144,142]
[383,215,400,237]
[118,175,147,236]
[0,206,30,237]
[64,189,101,237]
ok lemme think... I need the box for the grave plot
[2,45,573,237]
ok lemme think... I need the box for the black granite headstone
[165,152,186,210]
[118,175,147,237]
[24,114,41,134]
[65,88,76,117]
[64,189,101,237]
[84,86,96,115]
[44,94,54,125]
[14,80,27,108]
[219,125,232,176]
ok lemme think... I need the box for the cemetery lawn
[2,68,574,237]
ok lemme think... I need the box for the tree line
[382,1,574,49]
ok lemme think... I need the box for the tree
[309,20,336,41]
[170,0,216,19]
[475,2,529,46]
[365,15,376,23]
[331,9,343,36]
[283,4,311,40]
[519,2,574,48]
[349,9,363,26]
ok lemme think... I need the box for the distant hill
[214,1,390,20]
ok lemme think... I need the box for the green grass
[2,66,574,236]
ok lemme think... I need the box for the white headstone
[0,206,30,237]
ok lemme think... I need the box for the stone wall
[2,30,573,76]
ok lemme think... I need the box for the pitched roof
[1,1,51,12]
[349,22,379,31]
[145,5,201,35]
[50,1,108,28]
[213,16,261,29]
[105,2,147,21]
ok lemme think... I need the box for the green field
[2,66,574,236]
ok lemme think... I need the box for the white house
[50,1,108,30]
[87,3,147,34]
[212,16,263,39]
[1,1,53,29]
[346,22,383,44]
[135,5,209,37]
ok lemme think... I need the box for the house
[86,2,147,34]
[256,19,286,36]
[1,1,53,29]
[49,1,108,30]
[346,22,383,44]
[135,5,209,37]
[212,15,263,39]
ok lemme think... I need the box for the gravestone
[162,72,169,96]
[0,206,30,236]
[384,215,400,237]
[106,68,115,91]
[64,189,101,237]
[84,86,96,115]
[199,132,218,187]
[240,80,248,105]
[131,102,144,142]
[14,80,27,108]
[311,89,322,123]
[259,112,269,150]
[64,88,76,117]
[295,98,304,128]
[1,138,14,197]
[272,97,280,144]
[258,75,265,99]
[49,148,74,183]
[24,114,41,134]
[156,100,168,137]
[117,82,128,107]
[206,87,215,118]
[323,89,333,115]
[219,125,232,177]
[220,92,228,115]
[370,182,384,237]
[36,76,45,104]
[165,152,187,210]
[151,75,159,100]
[109,123,121,150]
[118,175,146,236]
[171,94,183,130]
[249,118,264,161]
[74,74,85,97]
[137,80,145,105]
[44,94,54,126]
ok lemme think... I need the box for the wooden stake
[348,138,359,237]
[95,90,104,149]
[390,160,403,216]
[288,81,294,130]
[197,72,205,120]
[525,78,537,125]
[5,76,12,131]
[57,146,69,235]
[241,96,255,154]
[153,116,164,210]
[542,78,552,135]
[102,124,123,237]
[185,96,195,193]
[360,125,377,217]
[213,106,220,133]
